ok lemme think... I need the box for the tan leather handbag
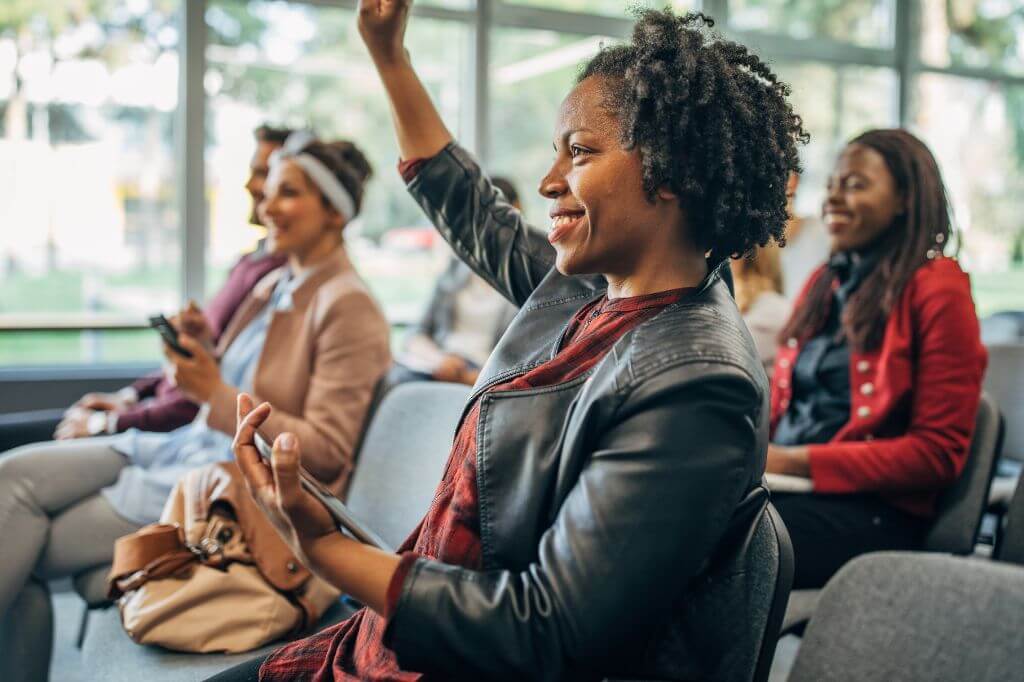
[107,462,340,653]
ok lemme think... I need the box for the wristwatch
[86,411,118,436]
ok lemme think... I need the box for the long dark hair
[779,129,956,351]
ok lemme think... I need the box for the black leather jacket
[384,143,770,681]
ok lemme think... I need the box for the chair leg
[75,603,90,650]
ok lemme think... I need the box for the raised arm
[358,0,554,305]
[358,0,452,162]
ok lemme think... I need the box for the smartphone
[254,433,391,551]
[148,314,193,358]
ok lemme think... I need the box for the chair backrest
[924,392,1003,553]
[980,314,1022,345]
[788,552,1024,682]
[620,497,793,682]
[983,344,1024,462]
[995,475,1024,565]
[750,503,795,682]
[344,381,471,550]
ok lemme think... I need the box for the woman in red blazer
[767,129,987,588]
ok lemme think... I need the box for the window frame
[4,0,1024,368]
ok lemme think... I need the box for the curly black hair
[578,9,808,259]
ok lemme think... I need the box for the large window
[911,74,1024,315]
[205,0,467,322]
[489,28,614,222]
[0,0,180,365]
[2,0,1023,368]
[773,62,898,216]
[727,0,895,47]
[920,0,1024,75]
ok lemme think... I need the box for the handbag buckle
[188,537,224,561]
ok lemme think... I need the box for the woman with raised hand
[221,2,806,680]
[767,129,987,588]
[0,136,390,682]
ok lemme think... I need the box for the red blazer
[770,257,987,517]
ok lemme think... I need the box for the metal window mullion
[894,0,915,126]
[179,0,207,305]
[911,62,1024,88]
[469,0,493,164]
[493,3,632,38]
[728,29,897,69]
[701,0,729,23]
[293,0,476,23]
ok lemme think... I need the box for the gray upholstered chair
[605,501,793,682]
[342,380,470,549]
[75,380,471,681]
[782,392,1004,633]
[995,473,1024,565]
[983,344,1024,510]
[742,503,796,682]
[787,552,1024,682]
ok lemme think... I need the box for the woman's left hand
[164,334,224,403]
[765,444,811,478]
[233,394,337,564]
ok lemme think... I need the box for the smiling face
[540,76,681,280]
[245,140,281,225]
[823,143,904,253]
[259,160,342,260]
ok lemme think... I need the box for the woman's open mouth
[548,212,586,244]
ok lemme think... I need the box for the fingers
[179,306,207,337]
[177,333,202,357]
[235,394,271,444]
[270,433,303,514]
[238,392,255,419]
[233,394,274,491]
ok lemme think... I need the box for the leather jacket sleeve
[405,143,556,307]
[383,365,763,681]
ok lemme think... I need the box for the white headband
[269,131,357,221]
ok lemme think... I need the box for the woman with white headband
[0,136,391,682]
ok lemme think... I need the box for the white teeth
[551,215,581,229]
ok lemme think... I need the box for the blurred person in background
[767,129,987,589]
[0,124,293,452]
[0,136,390,682]
[780,170,830,298]
[390,175,520,386]
[731,242,790,372]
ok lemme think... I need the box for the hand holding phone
[254,433,390,551]
[149,314,193,358]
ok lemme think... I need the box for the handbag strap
[107,524,195,600]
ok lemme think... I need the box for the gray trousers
[0,438,141,682]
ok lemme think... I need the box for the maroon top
[116,249,286,433]
[259,286,694,682]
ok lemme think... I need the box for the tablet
[254,434,392,551]
[764,473,814,493]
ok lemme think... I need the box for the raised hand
[357,0,411,66]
